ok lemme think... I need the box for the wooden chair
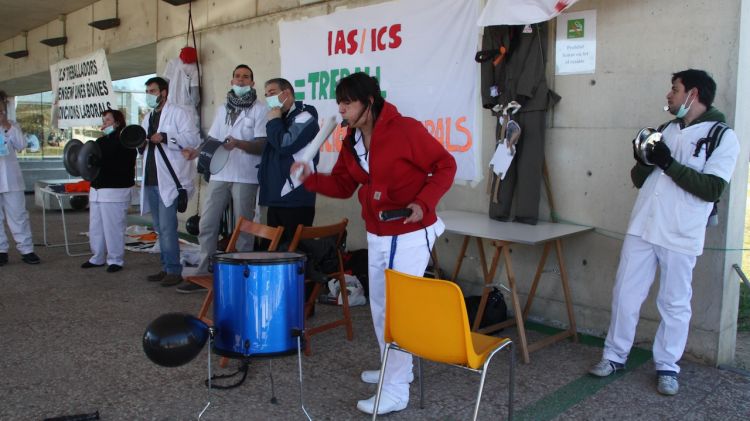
[184,217,284,325]
[287,218,353,355]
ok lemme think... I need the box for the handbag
[154,142,188,213]
[464,287,508,329]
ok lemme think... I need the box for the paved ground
[1,195,749,420]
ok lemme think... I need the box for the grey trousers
[196,180,258,273]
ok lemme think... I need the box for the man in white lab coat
[178,64,267,293]
[588,69,740,396]
[139,77,200,287]
[0,91,40,266]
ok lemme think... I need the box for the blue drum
[210,252,306,357]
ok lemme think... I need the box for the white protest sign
[280,0,480,181]
[50,49,118,129]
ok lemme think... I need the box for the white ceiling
[0,0,99,42]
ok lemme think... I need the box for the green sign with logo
[567,18,584,39]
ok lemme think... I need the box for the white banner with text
[280,0,480,181]
[50,49,117,129]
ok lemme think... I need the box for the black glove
[648,141,673,170]
[632,137,647,165]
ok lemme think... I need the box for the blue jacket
[258,101,319,207]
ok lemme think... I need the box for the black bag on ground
[464,287,508,329]
[296,236,341,284]
[344,249,369,297]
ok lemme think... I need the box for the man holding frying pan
[179,65,268,293]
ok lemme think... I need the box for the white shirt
[207,100,268,184]
[0,122,26,193]
[627,121,740,256]
[352,129,370,173]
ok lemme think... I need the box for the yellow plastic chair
[373,269,514,420]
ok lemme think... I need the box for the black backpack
[658,120,729,226]
[464,287,508,329]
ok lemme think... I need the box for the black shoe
[106,264,123,273]
[82,261,105,269]
[0,252,7,266]
[147,271,167,282]
[176,283,207,294]
[21,253,40,264]
[160,274,183,287]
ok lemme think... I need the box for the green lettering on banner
[303,66,387,101]
[307,72,319,100]
[294,79,306,100]
[318,71,330,100]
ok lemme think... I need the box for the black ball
[143,313,209,367]
[185,215,200,236]
[69,195,88,210]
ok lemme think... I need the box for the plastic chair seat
[470,334,511,369]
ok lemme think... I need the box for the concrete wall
[0,0,747,366]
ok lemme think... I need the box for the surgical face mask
[146,94,160,108]
[675,92,695,119]
[232,85,252,97]
[102,126,115,135]
[266,93,287,109]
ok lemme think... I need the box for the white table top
[439,210,592,245]
[40,187,89,197]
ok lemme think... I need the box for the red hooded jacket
[303,101,456,236]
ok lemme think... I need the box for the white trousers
[88,200,130,266]
[197,181,258,273]
[367,225,439,403]
[0,190,34,254]
[603,235,696,373]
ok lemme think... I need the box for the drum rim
[197,139,231,175]
[212,345,298,359]
[210,251,306,265]
[209,145,231,174]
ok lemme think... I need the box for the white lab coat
[164,58,200,108]
[0,122,26,193]
[139,104,201,214]
[627,121,739,256]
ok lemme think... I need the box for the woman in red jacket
[292,72,456,415]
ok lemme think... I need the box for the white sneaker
[657,375,679,396]
[588,359,623,377]
[356,392,408,415]
[361,369,415,384]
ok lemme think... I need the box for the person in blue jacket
[258,78,320,244]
